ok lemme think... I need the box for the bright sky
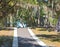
[45,0,48,2]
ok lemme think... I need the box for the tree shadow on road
[0,36,13,47]
[18,37,46,47]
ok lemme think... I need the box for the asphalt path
[17,28,42,47]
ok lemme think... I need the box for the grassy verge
[0,30,14,47]
[31,28,60,47]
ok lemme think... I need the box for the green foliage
[0,0,17,14]
[40,7,45,16]
[0,0,60,27]
[49,17,53,23]
[53,18,58,25]
[49,17,58,26]
[21,0,37,4]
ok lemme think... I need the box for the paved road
[17,28,42,47]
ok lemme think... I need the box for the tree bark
[9,14,13,27]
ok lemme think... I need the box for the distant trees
[47,0,60,26]
[0,0,60,27]
[0,0,17,16]
[0,0,17,27]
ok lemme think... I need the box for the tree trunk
[37,7,40,27]
[9,14,13,27]
[56,16,60,32]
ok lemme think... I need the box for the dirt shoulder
[0,30,14,47]
[31,28,60,47]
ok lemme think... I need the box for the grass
[0,30,14,47]
[31,28,60,47]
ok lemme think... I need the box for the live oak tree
[0,0,17,27]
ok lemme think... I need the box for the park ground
[0,29,14,47]
[31,28,60,47]
[0,27,60,47]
